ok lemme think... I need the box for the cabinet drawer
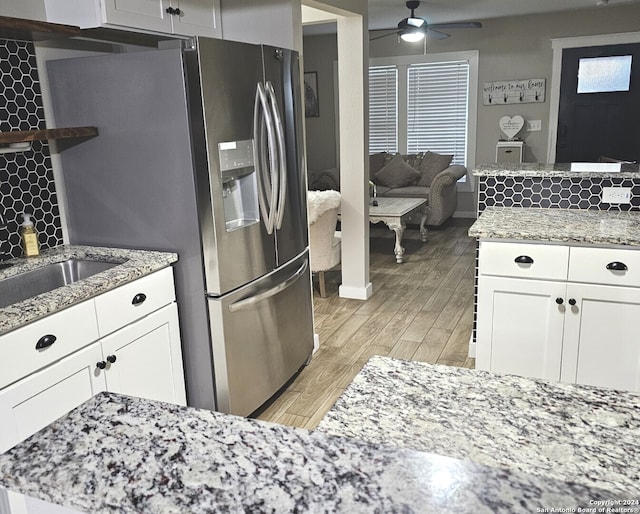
[95,267,175,336]
[479,242,569,280]
[569,247,640,287]
[0,300,99,390]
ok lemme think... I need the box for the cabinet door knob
[35,334,57,350]
[514,255,534,264]
[555,297,564,305]
[606,261,628,271]
[166,7,176,14]
[174,8,181,15]
[106,354,117,364]
[568,298,577,306]
[96,361,107,370]
[132,293,147,305]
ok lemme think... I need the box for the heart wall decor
[499,115,525,140]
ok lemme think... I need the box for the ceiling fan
[371,1,482,43]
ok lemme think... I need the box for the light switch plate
[526,120,542,131]
[602,187,631,204]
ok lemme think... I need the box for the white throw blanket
[307,190,341,225]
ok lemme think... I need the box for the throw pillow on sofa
[418,151,453,187]
[374,153,420,188]
[369,152,388,178]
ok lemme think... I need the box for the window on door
[369,51,478,188]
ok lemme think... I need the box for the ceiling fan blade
[428,22,482,30]
[426,28,450,40]
[369,30,399,41]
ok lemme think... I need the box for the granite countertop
[0,245,177,336]
[468,206,640,246]
[473,162,640,178]
[316,356,640,496]
[0,392,611,513]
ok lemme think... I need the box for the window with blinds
[369,65,398,154]
[407,61,469,165]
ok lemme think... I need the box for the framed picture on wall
[304,71,319,118]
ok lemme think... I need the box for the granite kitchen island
[0,369,620,513]
[318,356,640,496]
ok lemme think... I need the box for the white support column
[336,14,371,300]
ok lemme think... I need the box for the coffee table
[369,197,428,263]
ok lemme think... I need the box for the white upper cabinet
[42,0,221,38]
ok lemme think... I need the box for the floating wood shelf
[0,15,81,41]
[0,15,177,47]
[0,127,98,145]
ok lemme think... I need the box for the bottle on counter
[21,213,40,257]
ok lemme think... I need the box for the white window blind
[369,65,398,154]
[407,61,469,165]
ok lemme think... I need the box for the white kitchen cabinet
[0,343,106,453]
[477,241,640,392]
[98,303,186,405]
[43,0,221,38]
[0,266,185,453]
[476,276,565,381]
[562,282,640,392]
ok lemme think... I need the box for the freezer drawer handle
[35,334,57,350]
[229,261,307,313]
[606,261,628,271]
[132,293,147,306]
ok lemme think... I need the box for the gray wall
[302,3,640,215]
[303,32,338,173]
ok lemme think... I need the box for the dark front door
[556,43,640,163]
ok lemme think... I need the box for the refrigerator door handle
[253,82,279,234]
[253,82,271,232]
[265,81,287,230]
[228,260,308,313]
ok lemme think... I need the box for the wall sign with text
[483,78,546,105]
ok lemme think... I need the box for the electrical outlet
[526,120,542,131]
[602,187,631,204]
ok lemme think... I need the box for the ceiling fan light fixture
[406,16,425,28]
[400,28,425,42]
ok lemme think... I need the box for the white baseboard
[468,334,476,358]
[339,282,373,300]
[453,210,477,219]
[313,333,320,354]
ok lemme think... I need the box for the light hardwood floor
[254,218,476,429]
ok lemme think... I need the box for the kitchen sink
[0,258,120,309]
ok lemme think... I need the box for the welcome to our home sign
[483,78,546,105]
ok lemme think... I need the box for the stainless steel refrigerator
[46,37,314,416]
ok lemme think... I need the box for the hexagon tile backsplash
[0,39,63,259]
[478,176,640,213]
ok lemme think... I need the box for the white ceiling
[303,0,640,33]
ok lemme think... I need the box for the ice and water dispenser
[218,140,259,231]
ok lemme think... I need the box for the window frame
[369,50,479,192]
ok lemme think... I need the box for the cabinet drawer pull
[35,334,57,350]
[514,255,534,264]
[568,298,577,306]
[606,261,628,271]
[132,293,147,306]
[166,7,175,14]
[555,298,564,305]
[96,361,107,370]
[106,354,117,364]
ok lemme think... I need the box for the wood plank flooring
[254,218,476,429]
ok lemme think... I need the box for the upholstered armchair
[307,190,341,297]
